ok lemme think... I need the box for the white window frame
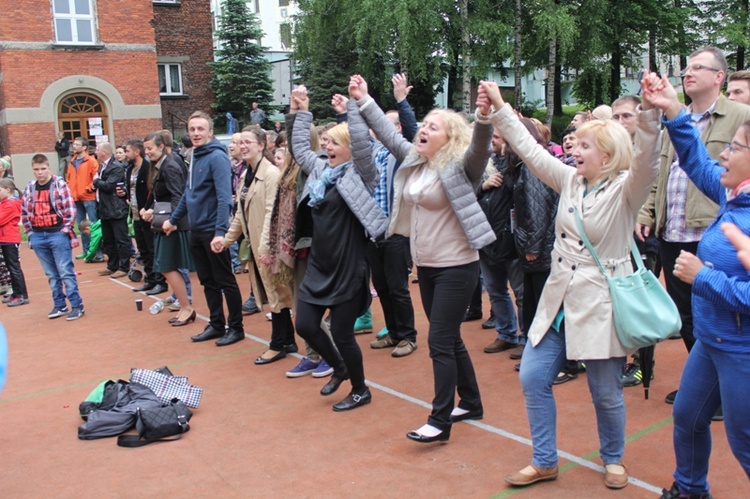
[53,0,96,45]
[158,63,184,96]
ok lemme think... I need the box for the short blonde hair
[575,120,633,182]
[591,105,613,121]
[413,109,470,171]
[231,132,242,144]
[326,122,350,149]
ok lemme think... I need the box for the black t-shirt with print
[31,181,63,232]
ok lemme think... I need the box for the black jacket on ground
[93,158,129,220]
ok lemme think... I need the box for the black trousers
[133,220,165,286]
[659,239,698,352]
[269,308,295,351]
[190,230,243,332]
[0,244,27,298]
[365,235,416,342]
[295,293,366,391]
[100,217,131,272]
[417,261,482,430]
[522,270,550,338]
[469,274,483,312]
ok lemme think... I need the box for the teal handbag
[575,209,681,349]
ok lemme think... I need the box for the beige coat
[224,157,292,313]
[491,105,661,359]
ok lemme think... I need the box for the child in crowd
[0,178,29,307]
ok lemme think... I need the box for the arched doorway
[57,93,109,148]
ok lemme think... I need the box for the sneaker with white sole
[66,306,85,321]
[48,306,70,319]
[392,340,417,358]
[286,358,320,378]
[311,359,334,378]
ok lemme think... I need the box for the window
[58,93,109,144]
[279,0,289,6]
[158,63,183,95]
[53,0,96,44]
[280,24,292,50]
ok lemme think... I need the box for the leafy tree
[210,0,275,126]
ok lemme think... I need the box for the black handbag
[117,398,192,447]
[151,201,172,233]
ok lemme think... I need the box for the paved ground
[0,246,747,498]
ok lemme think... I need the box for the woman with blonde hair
[288,84,388,411]
[482,79,660,490]
[352,75,496,442]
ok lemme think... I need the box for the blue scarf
[307,163,347,207]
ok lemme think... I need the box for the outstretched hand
[479,81,504,110]
[348,75,369,101]
[331,94,349,114]
[392,73,413,103]
[641,71,680,119]
[292,85,309,112]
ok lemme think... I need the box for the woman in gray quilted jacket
[351,75,496,443]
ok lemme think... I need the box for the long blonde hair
[410,109,470,171]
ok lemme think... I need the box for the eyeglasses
[680,64,722,77]
[724,142,750,154]
[240,140,262,146]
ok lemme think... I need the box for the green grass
[531,104,584,141]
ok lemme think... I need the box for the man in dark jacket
[478,128,525,359]
[55,133,70,176]
[93,142,131,277]
[165,111,244,347]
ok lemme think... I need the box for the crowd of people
[2,46,750,497]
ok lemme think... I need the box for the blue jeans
[519,323,626,468]
[75,200,99,253]
[480,257,524,342]
[673,340,750,494]
[30,231,83,309]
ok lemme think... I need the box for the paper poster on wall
[95,135,109,145]
[88,117,103,136]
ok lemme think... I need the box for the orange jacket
[66,153,98,202]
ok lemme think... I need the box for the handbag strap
[573,207,645,276]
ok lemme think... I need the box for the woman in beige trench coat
[481,80,661,491]
[223,127,295,365]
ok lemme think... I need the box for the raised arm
[351,75,413,163]
[346,96,378,189]
[483,81,570,193]
[623,106,662,210]
[392,73,418,142]
[290,85,326,175]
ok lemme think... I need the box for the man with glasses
[637,47,750,411]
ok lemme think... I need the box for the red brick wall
[114,118,166,145]
[0,0,156,43]
[0,50,160,108]
[153,1,215,129]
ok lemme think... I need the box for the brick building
[0,0,214,187]
[154,0,215,137]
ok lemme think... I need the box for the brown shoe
[604,462,628,489]
[392,340,417,358]
[505,464,559,486]
[97,269,114,276]
[371,335,398,349]
[509,343,525,359]
[110,270,128,279]
[484,339,514,354]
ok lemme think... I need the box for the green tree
[210,0,275,126]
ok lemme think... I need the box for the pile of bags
[78,367,202,447]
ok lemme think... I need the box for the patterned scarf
[268,163,299,286]
[307,163,347,207]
